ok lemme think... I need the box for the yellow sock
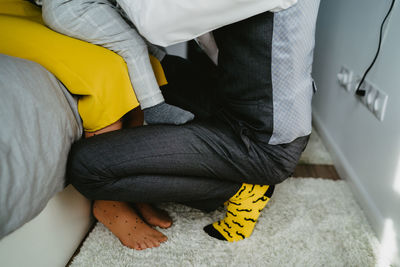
[204,183,275,242]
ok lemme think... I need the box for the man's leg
[203,10,287,241]
[68,117,307,244]
[68,111,307,202]
[68,120,247,206]
[160,56,277,224]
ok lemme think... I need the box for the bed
[0,53,84,238]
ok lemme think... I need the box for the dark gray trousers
[67,12,309,212]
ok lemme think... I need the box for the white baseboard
[312,112,384,239]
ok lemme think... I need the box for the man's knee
[256,161,296,185]
[273,158,299,184]
[67,141,106,199]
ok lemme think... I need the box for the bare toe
[158,235,168,243]
[133,242,140,250]
[141,241,149,249]
[135,203,173,229]
[144,240,155,249]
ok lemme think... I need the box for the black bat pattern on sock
[236,208,252,212]
[224,222,232,229]
[265,185,275,198]
[252,196,268,204]
[228,201,241,206]
[237,185,246,197]
[224,229,233,238]
[248,184,255,193]
[236,231,245,239]
[244,218,256,222]
[231,220,244,227]
[227,210,237,217]
[217,221,221,226]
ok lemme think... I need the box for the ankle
[85,119,123,138]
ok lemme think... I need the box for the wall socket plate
[337,67,389,121]
[357,79,388,121]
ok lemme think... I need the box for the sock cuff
[231,183,269,201]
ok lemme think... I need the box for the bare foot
[135,203,173,229]
[93,200,167,250]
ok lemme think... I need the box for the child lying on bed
[39,0,194,128]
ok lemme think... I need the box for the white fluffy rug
[299,128,334,165]
[71,178,379,266]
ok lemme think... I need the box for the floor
[73,177,381,267]
[293,164,340,180]
[294,127,340,180]
[299,127,334,165]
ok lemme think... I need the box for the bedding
[0,54,83,238]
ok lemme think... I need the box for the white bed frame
[0,185,93,267]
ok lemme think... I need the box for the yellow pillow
[0,0,167,132]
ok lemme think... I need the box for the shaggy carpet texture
[299,128,333,165]
[71,178,379,266]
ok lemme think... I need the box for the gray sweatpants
[42,0,166,109]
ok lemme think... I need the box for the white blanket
[117,0,297,46]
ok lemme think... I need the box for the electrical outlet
[373,90,388,121]
[337,66,354,92]
[356,79,389,121]
[365,83,378,109]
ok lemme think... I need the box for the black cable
[355,0,396,96]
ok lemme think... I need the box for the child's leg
[42,0,193,125]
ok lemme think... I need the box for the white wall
[312,0,400,265]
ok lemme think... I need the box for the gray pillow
[0,54,83,238]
